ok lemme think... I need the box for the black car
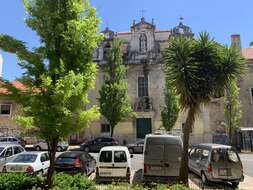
[55,151,96,175]
[127,140,144,154]
[80,137,119,152]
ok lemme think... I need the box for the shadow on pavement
[189,173,237,190]
[132,169,143,185]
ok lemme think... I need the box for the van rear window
[114,151,127,163]
[99,151,112,163]
[212,149,225,162]
[212,149,239,163]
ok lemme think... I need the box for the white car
[96,146,132,182]
[0,144,25,171]
[3,151,50,176]
[33,141,69,152]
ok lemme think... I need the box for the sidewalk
[189,173,253,190]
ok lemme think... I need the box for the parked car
[96,146,132,182]
[3,151,50,176]
[143,134,183,183]
[127,140,144,154]
[55,151,96,175]
[0,136,26,147]
[0,144,25,171]
[81,137,119,152]
[188,143,244,187]
[33,140,69,152]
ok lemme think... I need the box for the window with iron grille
[138,76,148,97]
[101,124,110,133]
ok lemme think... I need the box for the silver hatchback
[188,143,244,187]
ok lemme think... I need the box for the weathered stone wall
[0,98,22,136]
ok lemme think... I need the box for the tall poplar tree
[161,80,180,131]
[99,38,133,137]
[224,80,242,144]
[0,0,102,188]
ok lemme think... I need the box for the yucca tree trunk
[179,107,196,186]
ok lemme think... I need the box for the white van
[96,146,132,182]
[143,134,182,183]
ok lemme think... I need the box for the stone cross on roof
[140,9,146,18]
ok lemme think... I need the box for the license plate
[151,166,162,171]
[100,172,111,175]
[10,166,23,171]
[219,169,227,176]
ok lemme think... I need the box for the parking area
[88,152,253,190]
[23,146,253,190]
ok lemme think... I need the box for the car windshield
[137,140,144,145]
[56,157,76,164]
[11,154,37,163]
[0,147,4,157]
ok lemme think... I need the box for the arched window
[139,33,147,52]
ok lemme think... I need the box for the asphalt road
[240,153,253,177]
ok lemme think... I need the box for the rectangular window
[101,124,110,133]
[99,151,112,163]
[0,104,11,115]
[250,88,253,104]
[114,151,127,163]
[138,76,148,97]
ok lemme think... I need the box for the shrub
[0,173,43,190]
[51,173,96,190]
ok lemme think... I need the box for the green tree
[0,0,102,188]
[224,80,242,144]
[161,81,180,131]
[99,38,133,137]
[164,33,244,185]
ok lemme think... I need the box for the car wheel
[84,147,89,152]
[129,148,134,154]
[231,182,239,188]
[201,172,208,185]
[37,170,43,176]
[57,146,63,152]
[35,146,41,151]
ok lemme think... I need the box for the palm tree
[164,32,244,185]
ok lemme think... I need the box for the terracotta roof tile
[0,81,27,94]
[242,48,253,60]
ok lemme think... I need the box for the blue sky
[0,0,252,80]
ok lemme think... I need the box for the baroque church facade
[73,17,215,145]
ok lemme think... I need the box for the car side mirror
[130,154,133,158]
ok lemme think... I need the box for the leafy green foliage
[0,173,43,190]
[161,81,180,131]
[164,32,245,184]
[51,173,96,190]
[224,80,242,142]
[0,173,96,190]
[0,0,102,188]
[99,38,133,136]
